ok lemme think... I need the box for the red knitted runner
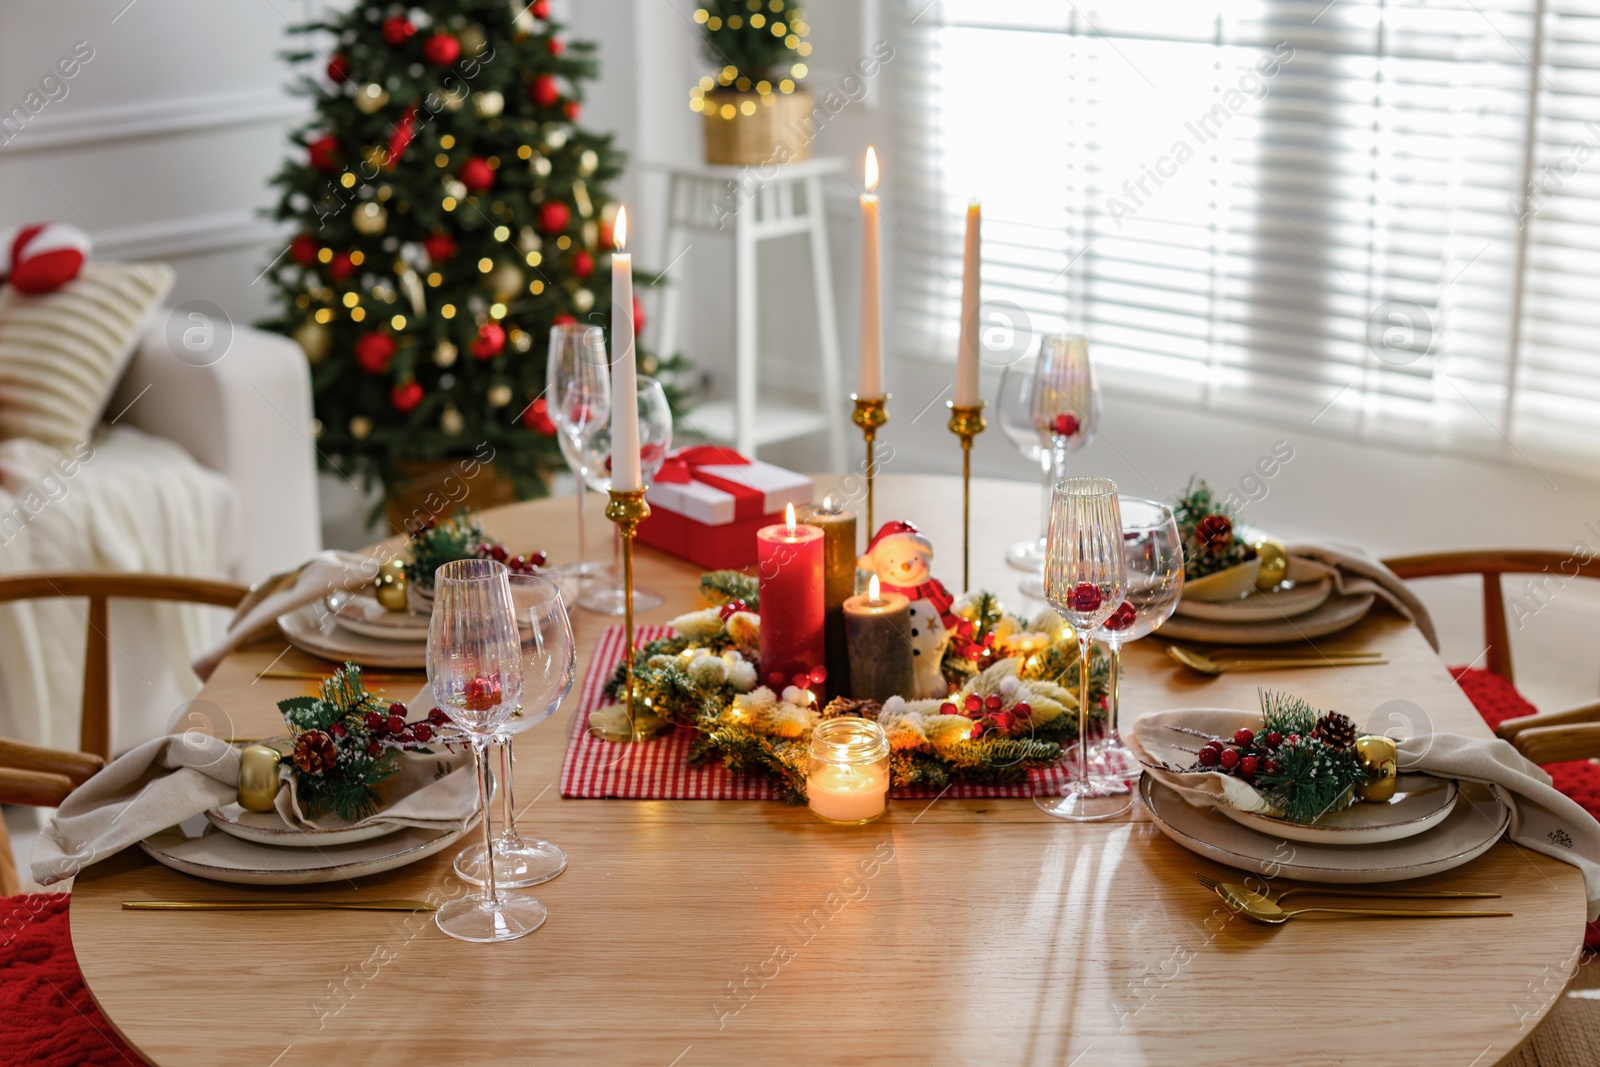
[0,893,147,1067]
[558,625,1096,800]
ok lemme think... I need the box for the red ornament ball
[289,234,320,267]
[1065,582,1103,614]
[1233,728,1256,747]
[548,38,565,56]
[422,32,460,66]
[564,100,582,122]
[808,666,828,686]
[532,0,551,18]
[326,54,350,83]
[1103,600,1136,631]
[423,232,457,263]
[1219,748,1240,770]
[459,157,494,195]
[463,675,501,712]
[552,312,577,326]
[537,199,571,235]
[327,251,355,282]
[307,134,339,172]
[391,380,424,413]
[1195,513,1234,552]
[523,397,557,435]
[381,16,417,45]
[354,331,396,374]
[572,249,594,279]
[471,322,506,360]
[530,73,561,108]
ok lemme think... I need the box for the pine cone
[292,730,339,774]
[1312,711,1358,750]
[822,696,881,720]
[1194,513,1234,552]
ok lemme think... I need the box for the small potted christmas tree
[689,0,813,166]
[262,1,683,528]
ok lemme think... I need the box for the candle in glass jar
[807,717,890,824]
[843,575,913,702]
[757,503,826,693]
[800,495,857,695]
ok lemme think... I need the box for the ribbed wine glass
[1088,498,1184,781]
[454,573,577,889]
[549,324,612,581]
[426,558,544,942]
[1036,476,1131,821]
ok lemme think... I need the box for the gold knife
[124,899,437,912]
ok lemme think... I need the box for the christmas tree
[263,0,662,512]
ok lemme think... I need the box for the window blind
[890,1,1600,467]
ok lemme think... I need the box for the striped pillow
[0,261,174,449]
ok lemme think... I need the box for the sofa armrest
[106,316,322,582]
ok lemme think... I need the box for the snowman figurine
[858,521,957,699]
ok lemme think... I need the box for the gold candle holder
[588,488,670,743]
[850,393,889,538]
[946,401,987,593]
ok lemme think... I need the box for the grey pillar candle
[800,497,857,696]
[843,577,914,702]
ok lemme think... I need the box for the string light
[440,135,455,149]
[349,250,365,265]
[391,314,406,329]
[441,303,456,318]
[350,307,366,321]
[489,302,507,319]
[314,308,332,323]
[317,247,333,263]
[442,196,457,211]
[493,225,510,241]
[342,292,359,307]
[478,257,493,272]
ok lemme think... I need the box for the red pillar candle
[758,503,826,697]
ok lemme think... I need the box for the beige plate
[205,802,403,849]
[329,592,431,643]
[1140,775,1509,883]
[1175,577,1333,623]
[1159,591,1375,645]
[139,816,470,886]
[1215,774,1459,845]
[277,602,428,669]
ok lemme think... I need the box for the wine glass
[1035,475,1131,821]
[1088,498,1184,781]
[454,573,577,888]
[426,558,545,942]
[549,324,612,581]
[999,335,1100,580]
[576,376,673,615]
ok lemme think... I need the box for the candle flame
[823,493,836,510]
[785,501,796,533]
[615,205,628,250]
[864,146,879,192]
[868,574,881,603]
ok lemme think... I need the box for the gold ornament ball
[236,744,284,812]
[374,558,410,612]
[441,406,464,435]
[356,82,390,114]
[488,262,524,301]
[350,415,373,439]
[353,201,388,235]
[487,383,513,408]
[292,320,331,364]
[459,24,487,54]
[1253,536,1290,591]
[1354,734,1399,802]
[433,339,459,367]
[473,90,504,118]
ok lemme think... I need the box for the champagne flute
[999,335,1100,579]
[576,377,673,615]
[549,324,612,581]
[1036,476,1131,821]
[426,558,544,942]
[454,574,577,888]
[1088,498,1184,780]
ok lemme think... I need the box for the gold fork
[1196,872,1501,904]
[1168,646,1387,675]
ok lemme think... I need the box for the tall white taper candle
[609,205,641,492]
[954,200,981,407]
[857,146,883,398]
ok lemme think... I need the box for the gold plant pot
[700,88,814,167]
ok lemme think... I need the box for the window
[890,1,1600,470]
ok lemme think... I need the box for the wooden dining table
[70,473,1587,1066]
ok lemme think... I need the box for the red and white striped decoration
[560,626,1091,802]
[0,222,90,294]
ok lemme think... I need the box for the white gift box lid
[645,460,813,526]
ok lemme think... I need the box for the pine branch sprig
[699,570,760,609]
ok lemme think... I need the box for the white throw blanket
[0,426,241,752]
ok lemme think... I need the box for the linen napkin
[191,549,388,679]
[31,731,477,886]
[1285,542,1439,650]
[1130,708,1600,920]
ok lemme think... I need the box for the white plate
[1181,558,1261,602]
[1175,577,1333,622]
[1159,591,1375,645]
[139,815,471,886]
[1140,775,1509,883]
[330,592,431,643]
[205,803,403,848]
[277,602,428,669]
[1215,775,1459,845]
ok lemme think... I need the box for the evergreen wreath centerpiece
[601,572,1108,803]
[404,510,544,591]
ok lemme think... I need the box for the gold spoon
[1208,881,1510,924]
[1196,873,1501,905]
[124,899,437,912]
[1167,645,1387,675]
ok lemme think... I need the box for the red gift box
[635,446,813,569]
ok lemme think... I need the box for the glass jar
[806,718,891,824]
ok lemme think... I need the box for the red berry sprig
[476,541,548,574]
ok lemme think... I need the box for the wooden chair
[0,739,103,895]
[1384,550,1600,763]
[0,571,249,761]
